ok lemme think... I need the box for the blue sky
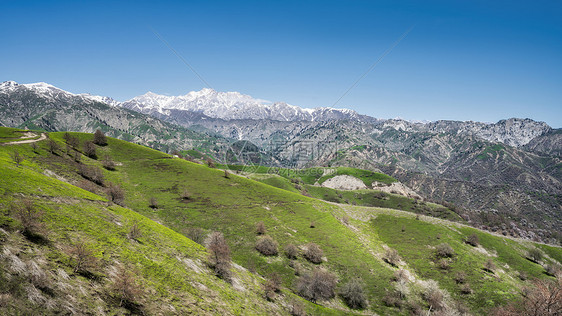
[1,0,561,127]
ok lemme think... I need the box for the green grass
[2,128,561,315]
[317,167,397,186]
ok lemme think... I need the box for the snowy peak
[121,89,358,122]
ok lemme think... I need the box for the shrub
[484,259,496,273]
[309,221,316,228]
[545,263,561,277]
[437,258,450,270]
[435,243,455,258]
[107,183,125,205]
[206,232,231,281]
[290,300,306,316]
[256,235,279,256]
[83,141,97,159]
[93,129,107,146]
[10,149,24,167]
[285,244,299,259]
[342,216,349,224]
[383,248,401,267]
[180,189,191,200]
[102,156,116,170]
[30,142,38,153]
[466,233,479,246]
[73,150,82,163]
[460,283,473,295]
[455,271,467,284]
[255,221,266,235]
[518,271,528,281]
[422,282,444,311]
[393,269,409,282]
[263,272,282,301]
[339,279,367,309]
[67,135,80,149]
[187,227,206,245]
[47,139,59,154]
[206,158,215,168]
[527,248,543,263]
[148,197,158,209]
[304,243,323,264]
[296,267,337,302]
[111,265,143,308]
[382,291,402,308]
[224,170,229,178]
[13,198,45,236]
[492,278,562,316]
[128,223,142,241]
[78,165,104,185]
[69,242,98,275]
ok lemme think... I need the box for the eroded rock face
[321,175,367,190]
[371,182,421,199]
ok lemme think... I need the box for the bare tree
[111,265,144,308]
[383,248,401,267]
[263,272,282,301]
[466,233,480,246]
[435,243,455,258]
[484,259,496,273]
[93,129,107,146]
[107,183,125,206]
[128,222,142,241]
[206,232,231,281]
[10,149,24,167]
[69,242,98,274]
[47,139,59,154]
[83,141,97,159]
[102,156,116,170]
[78,164,104,185]
[148,197,158,209]
[13,198,45,236]
[527,248,544,263]
[492,278,562,316]
[30,142,38,153]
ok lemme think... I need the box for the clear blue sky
[1,0,561,127]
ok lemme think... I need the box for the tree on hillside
[492,278,562,316]
[10,149,24,167]
[47,139,59,154]
[207,232,231,281]
[107,183,125,206]
[69,242,98,274]
[13,198,45,236]
[83,141,97,159]
[93,129,107,146]
[304,243,323,264]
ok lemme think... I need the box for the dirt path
[0,133,47,145]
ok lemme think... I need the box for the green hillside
[1,128,560,315]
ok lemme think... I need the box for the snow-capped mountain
[0,81,120,107]
[120,88,362,122]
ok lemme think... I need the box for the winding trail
[0,133,47,145]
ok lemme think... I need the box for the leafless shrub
[148,197,158,209]
[492,278,562,316]
[107,183,125,206]
[296,267,337,302]
[69,242,98,275]
[263,272,282,301]
[206,158,215,168]
[47,139,59,154]
[460,283,473,295]
[518,271,528,281]
[455,271,467,284]
[342,216,349,225]
[255,221,266,235]
[180,189,191,200]
[255,235,279,256]
[186,227,206,245]
[484,259,496,273]
[83,141,97,159]
[78,164,104,185]
[206,232,231,281]
[339,279,367,309]
[10,149,24,167]
[382,291,403,308]
[224,170,229,178]
[383,248,401,267]
[527,248,544,263]
[466,233,479,246]
[435,243,455,258]
[14,199,45,236]
[102,156,116,170]
[545,263,561,277]
[128,223,142,241]
[77,179,96,193]
[290,300,306,316]
[309,221,316,228]
[285,244,298,259]
[422,282,444,311]
[393,269,409,283]
[67,134,80,149]
[304,243,323,264]
[111,265,144,309]
[93,129,107,146]
[437,258,450,270]
[73,150,82,163]
[30,142,38,153]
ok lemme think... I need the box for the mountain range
[1,80,561,244]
